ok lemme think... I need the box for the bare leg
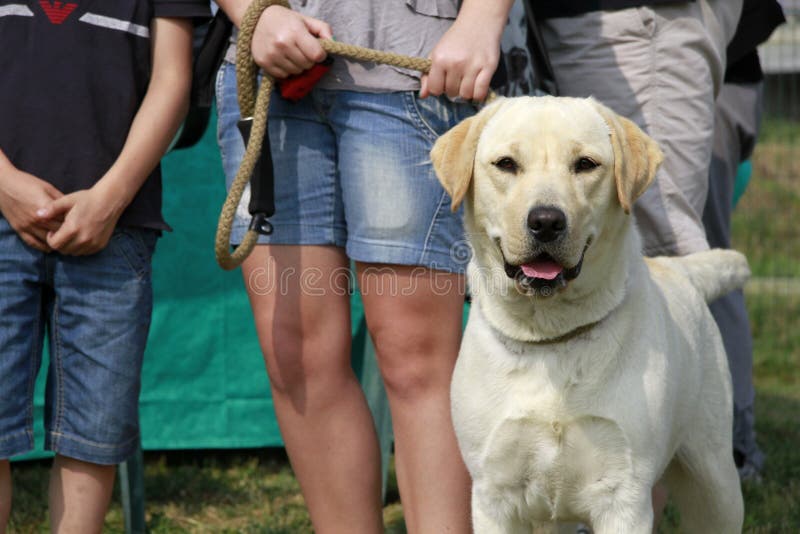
[48,455,115,534]
[243,245,383,533]
[358,264,471,534]
[652,481,668,531]
[0,459,10,533]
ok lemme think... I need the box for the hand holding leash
[249,4,331,79]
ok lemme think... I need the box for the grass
[7,122,800,533]
[733,138,800,277]
[7,450,408,533]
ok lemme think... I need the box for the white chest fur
[451,303,652,523]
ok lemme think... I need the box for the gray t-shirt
[227,0,460,92]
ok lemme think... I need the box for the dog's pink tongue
[521,260,563,280]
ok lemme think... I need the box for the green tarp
[136,110,282,450]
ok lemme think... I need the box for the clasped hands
[0,165,122,255]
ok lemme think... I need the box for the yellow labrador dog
[431,96,745,533]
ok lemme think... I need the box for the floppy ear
[594,101,664,214]
[430,101,503,212]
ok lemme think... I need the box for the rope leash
[214,0,474,269]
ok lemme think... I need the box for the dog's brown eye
[494,157,518,173]
[575,157,598,173]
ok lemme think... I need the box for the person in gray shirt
[215,1,514,531]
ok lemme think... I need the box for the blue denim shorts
[216,61,475,273]
[0,217,157,464]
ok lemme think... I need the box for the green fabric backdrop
[137,109,282,450]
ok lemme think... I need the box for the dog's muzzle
[503,245,588,297]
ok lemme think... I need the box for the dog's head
[432,96,662,338]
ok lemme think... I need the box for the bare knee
[370,323,457,401]
[380,355,439,401]
[261,317,354,408]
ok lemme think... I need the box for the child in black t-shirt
[0,2,209,530]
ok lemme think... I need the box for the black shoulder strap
[172,12,234,150]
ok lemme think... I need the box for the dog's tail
[649,249,751,302]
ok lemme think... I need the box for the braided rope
[320,40,432,73]
[215,0,442,269]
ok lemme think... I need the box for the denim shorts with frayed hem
[0,217,157,465]
[216,60,475,274]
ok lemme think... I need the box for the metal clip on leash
[215,0,435,269]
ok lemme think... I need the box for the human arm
[215,0,332,79]
[37,17,193,255]
[0,148,63,251]
[420,0,515,101]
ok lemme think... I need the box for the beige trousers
[540,0,743,256]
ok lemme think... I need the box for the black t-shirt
[0,0,210,230]
[529,0,694,20]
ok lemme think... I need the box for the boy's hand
[39,184,123,256]
[251,5,332,79]
[0,166,63,252]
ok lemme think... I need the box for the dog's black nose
[527,207,567,243]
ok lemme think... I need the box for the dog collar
[526,318,603,345]
[480,300,606,348]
